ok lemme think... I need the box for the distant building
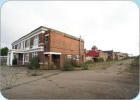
[114,52,128,60]
[85,48,108,61]
[103,50,115,60]
[85,48,99,61]
[98,50,108,61]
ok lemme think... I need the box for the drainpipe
[79,35,81,62]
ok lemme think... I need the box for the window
[45,35,49,43]
[76,55,80,60]
[33,35,38,46]
[17,43,21,49]
[12,46,15,49]
[76,55,80,59]
[25,53,29,62]
[67,55,72,59]
[21,42,23,49]
[27,39,30,48]
[32,52,38,58]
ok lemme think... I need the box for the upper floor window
[27,39,30,48]
[21,42,24,49]
[17,43,21,49]
[12,46,15,49]
[33,35,39,46]
[45,35,49,43]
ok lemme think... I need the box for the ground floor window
[32,52,38,58]
[67,55,72,59]
[25,53,29,62]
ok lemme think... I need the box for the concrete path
[1,59,139,99]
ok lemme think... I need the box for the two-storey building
[7,26,85,69]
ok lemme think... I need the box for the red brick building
[7,26,85,69]
[85,48,108,61]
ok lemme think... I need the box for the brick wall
[99,51,108,61]
[49,31,84,56]
[38,51,44,63]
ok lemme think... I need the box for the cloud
[1,1,139,55]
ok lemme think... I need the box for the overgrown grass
[28,57,40,70]
[81,64,88,70]
[87,60,115,70]
[128,56,139,74]
[62,59,74,71]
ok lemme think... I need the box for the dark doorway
[52,55,60,68]
[18,53,23,65]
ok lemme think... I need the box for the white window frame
[76,55,80,59]
[45,34,49,43]
[33,35,39,46]
[17,43,21,49]
[67,55,72,59]
[25,53,29,62]
[13,46,15,49]
[32,52,38,58]
[27,39,30,48]
[21,42,23,49]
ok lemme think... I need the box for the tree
[0,47,9,56]
[92,45,98,50]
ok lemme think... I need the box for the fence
[0,56,7,66]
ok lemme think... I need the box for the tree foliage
[92,45,97,50]
[0,47,9,56]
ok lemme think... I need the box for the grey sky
[1,1,139,56]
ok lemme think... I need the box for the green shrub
[85,60,93,64]
[71,59,78,67]
[95,58,104,62]
[63,59,74,71]
[76,62,83,67]
[50,63,57,70]
[107,58,113,62]
[12,58,17,65]
[82,64,88,70]
[28,57,40,70]
[128,56,139,74]
[131,56,139,67]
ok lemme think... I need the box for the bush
[28,57,40,70]
[95,58,104,62]
[128,56,139,74]
[114,57,118,61]
[85,60,93,64]
[12,58,17,65]
[50,63,57,70]
[63,59,74,71]
[82,64,88,70]
[107,58,113,62]
[131,56,139,67]
[71,59,78,67]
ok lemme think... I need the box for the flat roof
[12,26,84,45]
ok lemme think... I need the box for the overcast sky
[1,1,139,56]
